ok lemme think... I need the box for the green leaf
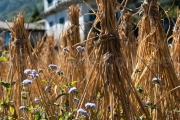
[70,81,77,86]
[9,105,15,115]
[35,111,41,120]
[60,83,68,87]
[56,93,67,100]
[22,95,27,100]
[68,57,75,60]
[27,105,33,113]
[42,79,48,82]
[96,92,101,99]
[51,81,55,85]
[2,50,7,55]
[0,56,7,62]
[0,81,10,88]
[0,81,11,94]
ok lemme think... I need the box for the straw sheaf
[118,12,138,75]
[171,15,180,80]
[77,0,150,119]
[132,0,180,119]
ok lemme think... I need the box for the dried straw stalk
[132,0,180,119]
[77,0,149,119]
[6,13,35,118]
[60,4,86,112]
[118,12,138,75]
[171,15,180,80]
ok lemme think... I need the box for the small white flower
[22,79,33,85]
[63,48,69,53]
[77,108,89,117]
[85,103,96,108]
[73,98,80,103]
[68,87,77,94]
[48,64,58,70]
[56,70,61,76]
[34,97,39,103]
[29,73,39,79]
[38,69,43,73]
[145,100,152,108]
[76,46,85,52]
[45,86,51,93]
[19,106,26,110]
[24,69,31,75]
[31,69,37,74]
[152,77,161,84]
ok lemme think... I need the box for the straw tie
[14,38,29,46]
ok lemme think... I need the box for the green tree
[30,7,41,22]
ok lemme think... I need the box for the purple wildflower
[38,69,43,73]
[85,103,96,108]
[24,69,31,75]
[22,79,33,85]
[76,46,85,52]
[152,77,161,84]
[56,70,61,76]
[45,86,51,93]
[68,87,77,94]
[145,100,152,108]
[34,97,39,103]
[63,48,69,53]
[48,64,58,70]
[29,73,39,79]
[19,106,26,110]
[73,98,80,103]
[77,108,89,117]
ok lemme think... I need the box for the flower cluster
[85,103,96,108]
[76,46,85,52]
[24,69,39,79]
[68,87,77,94]
[48,64,58,70]
[152,77,161,84]
[77,108,89,117]
[21,79,33,85]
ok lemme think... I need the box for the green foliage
[30,7,41,22]
[0,0,43,21]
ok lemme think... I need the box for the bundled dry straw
[76,0,149,119]
[118,12,138,75]
[171,15,180,80]
[5,13,34,117]
[59,4,86,112]
[132,0,180,119]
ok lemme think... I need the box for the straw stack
[132,0,180,119]
[77,0,149,119]
[171,15,180,80]
[119,12,138,75]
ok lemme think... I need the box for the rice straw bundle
[6,13,35,118]
[132,0,180,119]
[60,5,86,112]
[118,12,138,75]
[76,0,149,119]
[171,15,180,80]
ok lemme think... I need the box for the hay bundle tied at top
[76,0,149,119]
[132,0,180,119]
[118,12,138,75]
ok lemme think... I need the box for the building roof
[42,0,89,17]
[42,0,138,17]
[0,21,45,31]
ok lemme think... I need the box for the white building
[41,0,97,41]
